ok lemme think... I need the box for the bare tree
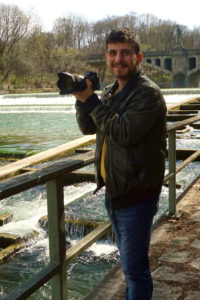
[0,4,32,82]
[53,14,89,49]
[137,14,178,51]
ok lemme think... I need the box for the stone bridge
[142,47,200,88]
[88,28,200,88]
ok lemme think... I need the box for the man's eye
[122,50,131,56]
[109,51,116,56]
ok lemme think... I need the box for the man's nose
[115,52,123,62]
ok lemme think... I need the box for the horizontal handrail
[166,96,200,112]
[176,150,200,174]
[0,150,95,200]
[164,150,200,183]
[0,135,96,181]
[167,114,200,132]
[164,172,175,183]
[66,220,112,265]
[2,263,60,300]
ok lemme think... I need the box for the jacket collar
[104,68,142,101]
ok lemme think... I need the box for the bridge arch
[187,70,200,87]
[172,73,186,88]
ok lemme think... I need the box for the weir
[0,97,200,299]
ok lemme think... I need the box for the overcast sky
[1,0,199,31]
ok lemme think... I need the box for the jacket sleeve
[84,86,166,146]
[75,98,97,135]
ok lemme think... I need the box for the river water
[0,91,200,299]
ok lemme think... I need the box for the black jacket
[75,70,167,210]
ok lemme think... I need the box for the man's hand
[72,79,94,102]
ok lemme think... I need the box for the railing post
[168,131,176,215]
[46,177,67,300]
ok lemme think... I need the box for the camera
[57,71,100,95]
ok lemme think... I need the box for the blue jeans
[105,194,159,300]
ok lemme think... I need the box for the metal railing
[166,114,200,215]
[0,114,200,299]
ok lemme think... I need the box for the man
[73,28,166,300]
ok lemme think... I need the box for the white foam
[64,182,96,206]
[0,215,45,237]
[70,238,117,256]
[0,183,96,237]
[0,94,75,105]
[88,241,117,256]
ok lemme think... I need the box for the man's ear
[105,53,108,60]
[137,52,143,64]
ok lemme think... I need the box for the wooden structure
[0,97,200,299]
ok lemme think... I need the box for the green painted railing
[0,114,200,299]
[166,114,200,215]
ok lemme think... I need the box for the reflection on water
[0,112,81,155]
[0,94,79,155]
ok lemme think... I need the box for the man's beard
[111,63,138,80]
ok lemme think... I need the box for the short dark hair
[106,27,141,54]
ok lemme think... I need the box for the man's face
[106,42,141,81]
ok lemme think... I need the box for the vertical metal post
[168,131,176,215]
[47,177,67,300]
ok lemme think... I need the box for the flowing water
[0,91,200,299]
